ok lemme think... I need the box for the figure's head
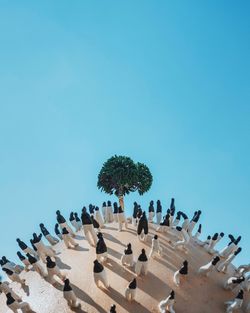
[39,223,44,227]
[141,248,146,254]
[220,232,224,237]
[97,232,103,239]
[82,206,87,213]
[107,200,111,206]
[170,290,175,298]
[16,238,20,242]
[235,247,242,255]
[56,210,60,215]
[214,256,220,263]
[235,236,242,245]
[154,234,158,240]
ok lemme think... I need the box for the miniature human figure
[110,304,117,313]
[156,200,162,225]
[158,290,175,313]
[172,226,190,253]
[96,232,108,263]
[224,276,245,291]
[1,268,26,286]
[16,238,38,257]
[180,212,189,231]
[95,206,104,228]
[172,211,181,227]
[148,200,155,223]
[46,256,66,285]
[157,214,170,233]
[69,212,81,232]
[169,198,175,225]
[125,278,137,302]
[173,260,188,286]
[193,224,202,242]
[93,259,109,288]
[54,223,63,240]
[225,289,244,313]
[6,292,32,313]
[211,232,225,251]
[88,204,94,215]
[56,210,76,237]
[149,235,163,259]
[187,210,201,235]
[30,239,38,253]
[63,278,80,308]
[217,248,242,273]
[81,206,98,246]
[113,202,119,222]
[205,233,219,254]
[198,255,220,276]
[121,243,134,267]
[117,206,127,231]
[32,233,55,263]
[62,227,79,249]
[132,202,139,226]
[27,253,47,278]
[135,249,148,276]
[219,236,241,258]
[137,211,148,241]
[102,202,107,223]
[136,205,143,224]
[106,200,114,223]
[170,208,175,227]
[74,212,82,231]
[0,256,23,274]
[40,223,59,245]
[0,280,21,302]
[91,214,100,231]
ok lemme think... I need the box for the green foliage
[97,155,153,197]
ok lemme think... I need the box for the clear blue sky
[0,1,249,270]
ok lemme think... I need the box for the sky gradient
[0,1,249,270]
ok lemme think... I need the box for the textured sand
[0,222,249,313]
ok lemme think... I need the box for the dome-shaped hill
[0,222,249,313]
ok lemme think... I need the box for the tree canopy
[97,155,153,198]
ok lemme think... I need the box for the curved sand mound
[0,222,249,313]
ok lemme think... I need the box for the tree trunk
[118,195,124,210]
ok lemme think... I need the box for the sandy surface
[0,222,249,313]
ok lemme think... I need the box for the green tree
[97,155,153,209]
